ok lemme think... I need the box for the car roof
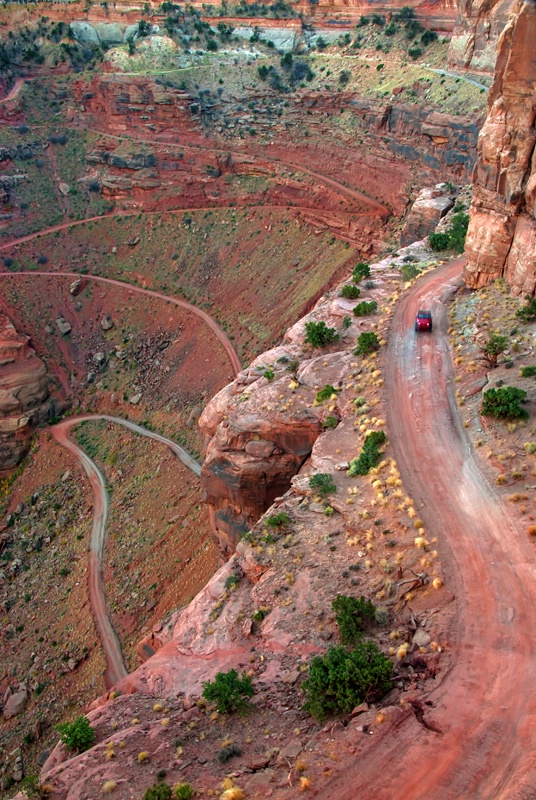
[417,310,432,316]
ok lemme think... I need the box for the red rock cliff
[463,0,536,293]
[448,0,516,74]
[0,315,60,473]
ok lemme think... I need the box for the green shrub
[347,430,386,475]
[342,315,352,329]
[516,298,536,323]
[353,301,377,316]
[352,262,370,282]
[481,386,528,419]
[144,785,172,800]
[202,669,254,713]
[401,262,422,281]
[302,642,393,720]
[354,331,380,356]
[266,511,291,527]
[341,284,361,300]
[448,211,469,253]
[175,786,194,800]
[332,595,376,646]
[429,232,450,251]
[316,384,337,403]
[481,334,508,367]
[309,473,337,496]
[421,29,437,45]
[225,573,241,590]
[521,366,536,377]
[408,45,423,59]
[323,415,339,429]
[263,367,275,380]
[305,321,339,348]
[56,716,95,752]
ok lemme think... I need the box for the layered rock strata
[0,314,59,472]
[464,0,536,293]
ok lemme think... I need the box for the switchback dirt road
[51,415,201,688]
[0,270,241,377]
[328,257,536,798]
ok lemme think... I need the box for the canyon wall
[0,315,61,473]
[448,0,516,74]
[463,0,536,294]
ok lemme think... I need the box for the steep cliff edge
[34,240,453,800]
[0,314,61,473]
[463,0,536,293]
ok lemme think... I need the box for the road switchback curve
[51,415,201,689]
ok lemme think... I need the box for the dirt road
[326,256,536,798]
[0,270,241,377]
[51,415,202,689]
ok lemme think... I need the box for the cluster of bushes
[202,669,254,713]
[257,57,314,91]
[347,430,387,475]
[429,212,470,254]
[353,300,377,316]
[481,386,528,420]
[516,298,536,323]
[354,331,380,355]
[305,320,339,348]
[302,594,392,719]
[309,472,337,497]
[353,6,437,60]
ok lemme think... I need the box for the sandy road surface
[325,256,536,798]
[51,415,201,688]
[0,270,241,377]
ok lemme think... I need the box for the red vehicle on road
[415,309,433,332]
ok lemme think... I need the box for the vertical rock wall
[448,0,516,74]
[463,0,536,293]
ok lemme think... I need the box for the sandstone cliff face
[463,0,536,293]
[448,0,516,74]
[0,315,59,472]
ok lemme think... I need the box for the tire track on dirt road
[326,256,536,798]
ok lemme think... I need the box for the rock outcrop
[448,0,516,74]
[400,183,456,245]
[463,0,536,293]
[0,314,60,472]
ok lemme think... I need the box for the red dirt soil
[0,270,241,376]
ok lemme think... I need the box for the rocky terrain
[0,314,63,473]
[0,0,535,796]
[464,0,536,293]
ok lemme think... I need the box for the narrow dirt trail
[51,415,201,689]
[327,256,536,798]
[0,200,377,254]
[0,270,241,377]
